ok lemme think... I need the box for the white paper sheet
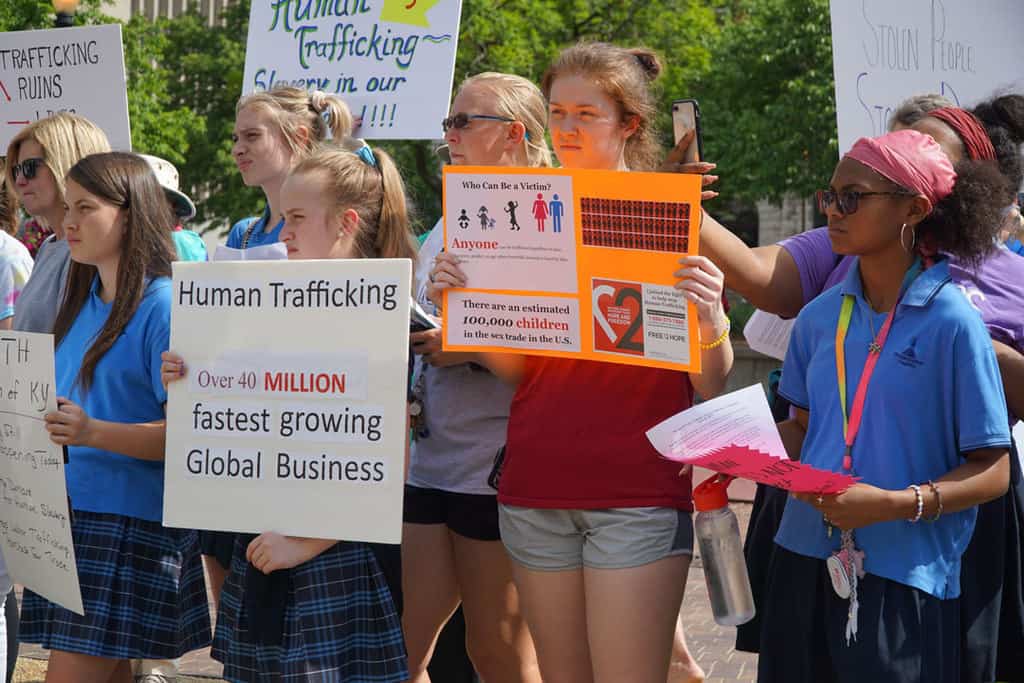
[646,384,787,462]
[743,310,795,361]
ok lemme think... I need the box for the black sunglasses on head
[441,112,515,133]
[816,189,916,215]
[11,157,45,181]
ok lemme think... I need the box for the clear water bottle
[693,474,755,626]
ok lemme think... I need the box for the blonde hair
[291,141,418,264]
[0,161,17,235]
[541,42,663,171]
[5,113,111,211]
[458,72,552,167]
[237,86,353,159]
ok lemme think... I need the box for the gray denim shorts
[498,504,694,571]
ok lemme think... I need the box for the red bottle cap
[693,474,734,512]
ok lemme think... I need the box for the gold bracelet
[699,317,731,350]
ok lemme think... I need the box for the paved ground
[15,502,757,682]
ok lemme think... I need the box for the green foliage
[0,0,105,31]
[122,16,201,169]
[2,0,838,233]
[696,0,838,203]
[154,0,262,229]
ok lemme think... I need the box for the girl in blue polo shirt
[18,152,211,679]
[162,139,416,682]
[225,86,351,251]
[758,130,1012,683]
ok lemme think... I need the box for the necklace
[862,295,882,353]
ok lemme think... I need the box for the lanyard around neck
[835,260,922,472]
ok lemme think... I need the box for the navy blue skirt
[758,547,960,683]
[19,511,212,659]
[740,447,1024,683]
[212,537,408,682]
[963,445,1024,683]
[199,529,238,571]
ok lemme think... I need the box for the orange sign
[441,166,703,373]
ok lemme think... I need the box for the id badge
[827,551,852,598]
[827,546,865,599]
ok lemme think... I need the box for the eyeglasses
[441,112,515,133]
[816,189,916,215]
[11,157,45,181]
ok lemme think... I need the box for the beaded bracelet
[926,480,943,522]
[908,484,924,523]
[700,318,731,350]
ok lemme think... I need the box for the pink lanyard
[834,262,922,472]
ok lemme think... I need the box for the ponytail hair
[916,159,1005,267]
[290,140,418,264]
[972,94,1024,201]
[237,86,353,159]
[541,42,663,171]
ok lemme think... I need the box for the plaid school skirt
[212,538,408,682]
[19,510,212,659]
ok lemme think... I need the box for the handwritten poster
[163,259,411,543]
[646,384,858,495]
[241,0,463,140]
[829,0,1024,154]
[0,24,130,151]
[0,332,82,615]
[441,166,704,373]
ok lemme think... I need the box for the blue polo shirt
[777,258,1011,599]
[226,211,284,249]
[59,277,171,522]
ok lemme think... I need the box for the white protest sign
[163,259,411,543]
[0,332,82,615]
[242,0,462,140]
[829,0,1024,154]
[0,24,131,151]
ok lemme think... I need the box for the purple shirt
[781,227,1024,354]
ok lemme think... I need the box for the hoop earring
[899,223,916,253]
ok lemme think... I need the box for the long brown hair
[53,152,176,392]
[289,141,418,263]
[541,42,664,171]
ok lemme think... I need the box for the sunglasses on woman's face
[441,112,514,133]
[816,189,915,215]
[11,157,45,181]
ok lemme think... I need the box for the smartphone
[671,99,703,164]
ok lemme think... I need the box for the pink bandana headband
[845,129,956,207]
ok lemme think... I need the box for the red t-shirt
[498,356,695,511]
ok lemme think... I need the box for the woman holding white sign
[198,86,356,605]
[163,139,416,682]
[17,152,211,682]
[429,44,733,683]
[403,72,546,683]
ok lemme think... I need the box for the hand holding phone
[672,99,703,164]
